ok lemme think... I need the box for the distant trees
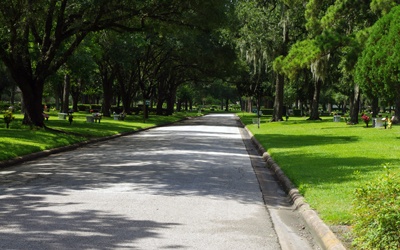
[0,0,235,127]
[355,5,400,123]
[231,0,400,122]
[2,1,398,126]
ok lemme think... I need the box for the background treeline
[0,0,399,127]
[231,0,400,123]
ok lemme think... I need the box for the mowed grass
[0,111,199,161]
[239,113,400,225]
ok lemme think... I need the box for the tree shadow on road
[0,192,181,249]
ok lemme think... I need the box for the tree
[274,0,381,121]
[234,0,282,120]
[0,0,225,127]
[0,1,147,126]
[355,5,400,123]
[234,0,307,121]
[0,62,16,103]
[65,39,98,112]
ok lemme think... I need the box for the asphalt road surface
[0,114,319,250]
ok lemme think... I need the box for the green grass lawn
[239,113,400,226]
[0,110,200,161]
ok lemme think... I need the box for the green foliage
[90,104,102,111]
[260,109,273,115]
[0,102,10,111]
[355,5,400,101]
[371,0,400,15]
[353,166,400,249]
[274,39,321,80]
[3,110,15,127]
[77,104,90,112]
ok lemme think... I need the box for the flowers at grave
[361,114,371,127]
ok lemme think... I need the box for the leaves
[355,5,400,100]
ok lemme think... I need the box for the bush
[260,109,273,115]
[293,109,302,116]
[0,102,10,111]
[3,110,15,128]
[353,166,400,250]
[78,104,90,112]
[90,104,102,113]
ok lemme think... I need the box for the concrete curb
[242,123,346,250]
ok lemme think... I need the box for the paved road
[0,114,317,249]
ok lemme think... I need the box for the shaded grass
[0,111,200,161]
[239,113,400,225]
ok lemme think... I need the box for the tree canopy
[0,1,399,126]
[355,5,400,120]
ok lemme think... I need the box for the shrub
[0,102,9,111]
[78,104,90,112]
[90,104,102,113]
[260,109,273,115]
[293,109,302,116]
[3,110,15,128]
[353,166,400,249]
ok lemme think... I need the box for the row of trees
[1,1,399,127]
[0,0,239,127]
[232,0,400,123]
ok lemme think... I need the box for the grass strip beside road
[239,113,400,226]
[0,111,200,162]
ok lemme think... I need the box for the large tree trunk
[121,97,132,114]
[71,78,81,112]
[371,96,379,118]
[156,99,164,115]
[247,98,252,113]
[393,87,400,124]
[350,84,360,124]
[308,79,322,120]
[143,99,149,119]
[166,85,177,116]
[272,73,284,121]
[102,80,113,117]
[19,79,45,127]
[100,67,115,117]
[156,80,166,115]
[271,2,288,122]
[62,74,71,113]
[10,84,16,105]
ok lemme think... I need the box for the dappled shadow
[6,123,261,204]
[0,192,180,249]
[0,114,273,248]
[45,118,144,138]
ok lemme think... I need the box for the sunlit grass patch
[0,111,200,161]
[239,113,400,225]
